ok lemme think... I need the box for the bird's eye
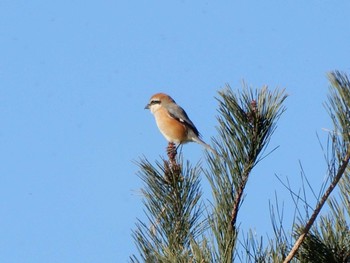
[151,100,160,105]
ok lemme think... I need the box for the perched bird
[145,93,216,154]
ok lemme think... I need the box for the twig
[283,149,350,263]
[231,180,246,229]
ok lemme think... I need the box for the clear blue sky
[1,1,349,262]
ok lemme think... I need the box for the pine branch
[283,70,350,262]
[230,160,254,229]
[283,149,350,263]
[296,193,350,262]
[205,84,287,262]
[131,150,207,262]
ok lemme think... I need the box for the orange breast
[154,108,188,144]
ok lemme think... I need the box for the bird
[145,93,216,154]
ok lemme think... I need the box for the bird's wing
[166,104,200,136]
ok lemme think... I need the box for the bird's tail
[194,137,218,157]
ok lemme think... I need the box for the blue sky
[1,1,350,262]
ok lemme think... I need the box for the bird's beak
[144,104,150,110]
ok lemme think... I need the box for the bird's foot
[163,142,182,183]
[166,142,177,161]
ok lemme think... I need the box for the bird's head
[145,93,175,114]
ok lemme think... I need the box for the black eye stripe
[150,100,160,105]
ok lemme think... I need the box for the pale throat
[150,104,161,114]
